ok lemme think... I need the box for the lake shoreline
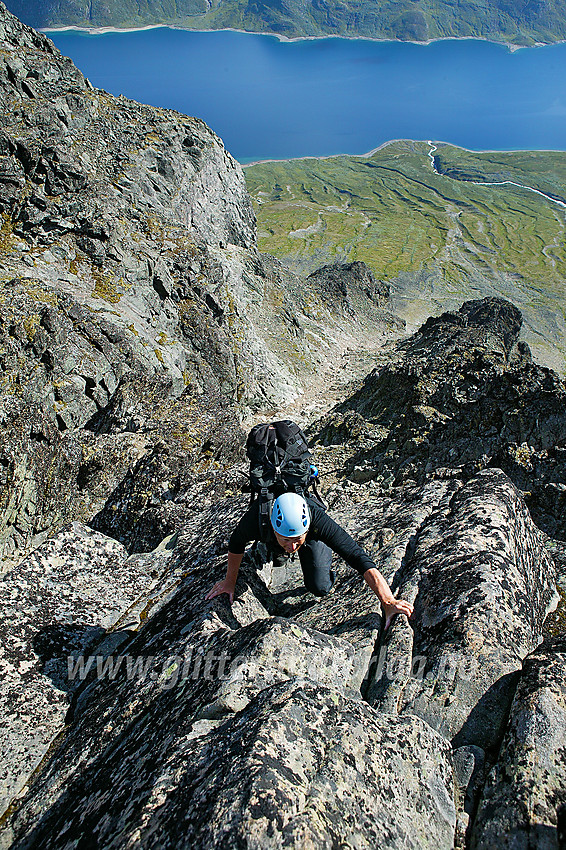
[242,139,566,167]
[40,23,556,53]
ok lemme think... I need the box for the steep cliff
[0,4,564,849]
[0,0,401,562]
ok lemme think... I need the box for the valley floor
[245,141,566,373]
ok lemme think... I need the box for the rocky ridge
[314,298,566,539]
[0,4,565,849]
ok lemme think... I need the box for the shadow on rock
[452,670,521,756]
[32,622,106,694]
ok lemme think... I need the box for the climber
[206,492,413,629]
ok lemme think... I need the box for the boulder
[471,636,566,850]
[306,260,391,316]
[0,522,179,812]
[370,469,557,754]
[5,680,457,850]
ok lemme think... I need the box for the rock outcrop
[3,644,459,848]
[0,522,180,813]
[470,636,566,849]
[0,4,564,849]
[0,1,403,563]
[314,297,566,539]
[368,470,555,744]
[0,462,560,849]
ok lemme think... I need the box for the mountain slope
[0,5,564,850]
[0,0,402,562]
[5,0,566,45]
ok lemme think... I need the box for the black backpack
[245,420,321,541]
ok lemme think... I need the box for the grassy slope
[8,0,566,45]
[244,141,566,371]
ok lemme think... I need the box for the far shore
[242,139,424,167]
[40,23,558,52]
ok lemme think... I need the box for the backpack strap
[258,487,273,542]
[309,479,326,510]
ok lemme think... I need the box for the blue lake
[47,28,566,162]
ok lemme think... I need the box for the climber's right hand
[205,579,235,603]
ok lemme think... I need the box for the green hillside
[245,142,566,371]
[6,0,566,45]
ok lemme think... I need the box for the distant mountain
[5,0,566,45]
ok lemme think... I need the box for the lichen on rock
[0,3,565,849]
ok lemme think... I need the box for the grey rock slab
[230,585,271,628]
[365,614,415,714]
[0,522,168,813]
[290,580,381,693]
[6,681,457,850]
[1,570,376,845]
[327,478,458,586]
[289,480,457,693]
[471,635,566,850]
[199,616,362,718]
[386,469,557,752]
[452,745,487,846]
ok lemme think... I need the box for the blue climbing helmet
[270,492,311,538]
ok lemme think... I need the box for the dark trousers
[272,539,335,597]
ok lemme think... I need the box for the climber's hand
[382,598,414,631]
[205,579,235,603]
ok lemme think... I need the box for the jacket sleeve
[227,502,259,554]
[310,504,376,576]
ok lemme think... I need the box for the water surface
[48,29,566,161]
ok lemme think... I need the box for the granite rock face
[0,3,565,848]
[1,500,460,850]
[0,522,181,812]
[1,461,559,849]
[6,679,457,850]
[471,636,566,850]
[0,0,255,249]
[389,469,556,752]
